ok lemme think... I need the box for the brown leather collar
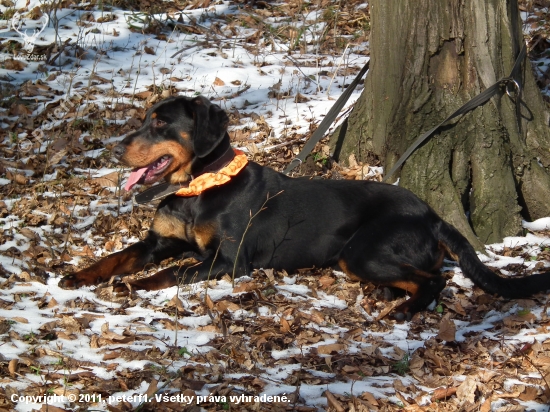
[192,145,235,178]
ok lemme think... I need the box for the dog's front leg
[58,232,187,289]
[58,240,154,289]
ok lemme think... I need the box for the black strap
[382,43,527,182]
[509,2,524,137]
[283,61,370,175]
[134,182,184,204]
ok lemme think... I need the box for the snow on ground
[1,1,550,411]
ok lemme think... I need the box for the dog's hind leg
[339,257,446,320]
[337,217,447,319]
[383,265,446,320]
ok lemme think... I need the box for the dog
[58,95,550,319]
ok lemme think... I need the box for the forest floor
[1,0,550,411]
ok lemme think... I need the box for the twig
[232,191,283,285]
[327,42,350,97]
[61,197,79,270]
[262,137,305,151]
[204,236,228,298]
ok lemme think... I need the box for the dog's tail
[437,219,550,298]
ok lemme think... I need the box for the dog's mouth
[124,155,173,191]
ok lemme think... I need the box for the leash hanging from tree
[285,42,527,182]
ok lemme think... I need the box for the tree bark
[332,0,550,248]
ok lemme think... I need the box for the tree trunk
[332,0,550,248]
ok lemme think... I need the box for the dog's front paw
[58,274,81,289]
[58,273,101,289]
[392,311,413,322]
[392,299,417,321]
[111,279,131,296]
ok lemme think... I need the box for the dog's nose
[112,144,125,159]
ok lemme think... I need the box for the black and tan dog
[59,95,550,319]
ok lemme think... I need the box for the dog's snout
[112,144,125,159]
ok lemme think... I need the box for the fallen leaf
[280,317,291,333]
[4,59,27,71]
[19,228,39,241]
[233,281,258,293]
[431,386,457,401]
[205,294,214,310]
[157,318,186,331]
[494,406,526,412]
[231,129,251,141]
[49,149,67,166]
[476,369,498,383]
[100,331,134,344]
[503,313,537,326]
[167,294,185,311]
[102,351,121,360]
[438,316,456,341]
[393,378,408,392]
[8,359,17,376]
[341,365,359,373]
[456,376,477,404]
[93,171,120,188]
[9,103,32,115]
[316,343,345,355]
[375,298,406,320]
[318,275,335,289]
[197,325,220,332]
[519,386,539,401]
[480,396,493,412]
[360,391,379,406]
[325,390,345,412]
[61,316,82,333]
[146,379,158,399]
[216,300,240,312]
[90,334,100,348]
[134,90,153,100]
[6,171,28,185]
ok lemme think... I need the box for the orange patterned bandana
[175,149,248,197]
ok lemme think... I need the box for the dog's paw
[110,277,132,296]
[58,274,83,289]
[392,311,412,322]
[59,273,106,289]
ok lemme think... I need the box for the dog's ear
[190,96,229,158]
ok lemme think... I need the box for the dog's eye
[152,118,166,128]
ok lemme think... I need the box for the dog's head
[113,95,230,190]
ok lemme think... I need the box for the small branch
[231,191,283,285]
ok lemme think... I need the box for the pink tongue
[125,167,149,191]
